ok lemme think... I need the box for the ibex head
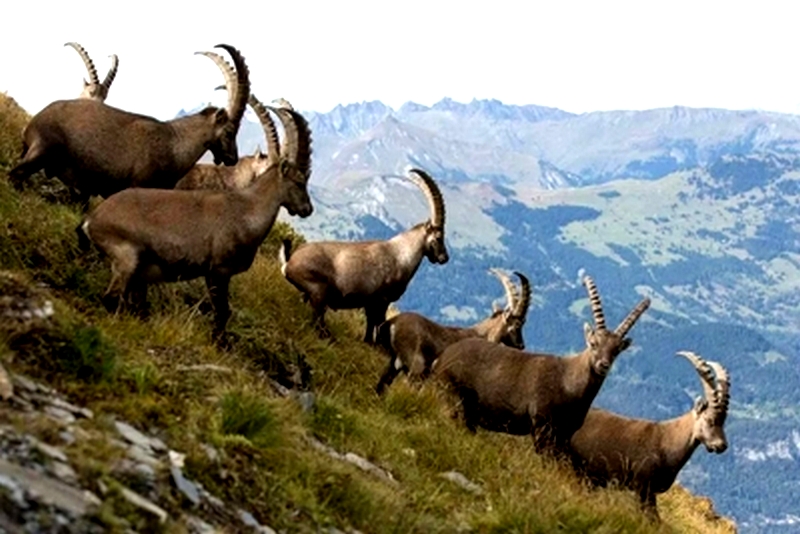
[195,44,251,167]
[263,103,314,218]
[677,351,730,453]
[65,42,118,102]
[487,269,531,349]
[581,276,650,376]
[406,168,448,265]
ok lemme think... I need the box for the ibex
[174,54,283,191]
[279,168,448,343]
[9,44,250,207]
[77,94,313,337]
[434,276,650,454]
[374,269,531,395]
[65,42,118,101]
[568,351,730,519]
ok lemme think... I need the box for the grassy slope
[0,93,735,533]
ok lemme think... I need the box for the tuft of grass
[219,390,281,448]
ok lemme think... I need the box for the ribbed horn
[214,44,250,132]
[614,297,651,337]
[707,361,730,415]
[489,268,517,311]
[267,106,313,180]
[582,276,606,331]
[272,97,295,111]
[194,51,236,119]
[513,271,531,319]
[248,94,280,163]
[677,351,717,404]
[102,54,119,90]
[65,42,99,85]
[407,168,445,229]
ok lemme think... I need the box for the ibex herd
[6,41,731,522]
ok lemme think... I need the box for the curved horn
[513,271,532,319]
[267,106,313,180]
[489,268,517,311]
[677,351,717,404]
[65,42,99,85]
[614,297,651,337]
[195,51,236,118]
[248,94,280,163]
[101,54,119,90]
[407,168,445,229]
[272,97,295,111]
[707,361,730,415]
[214,44,250,131]
[582,276,606,331]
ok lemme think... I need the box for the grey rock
[31,438,68,463]
[50,462,78,484]
[59,430,76,446]
[11,375,40,394]
[46,397,93,420]
[186,515,219,534]
[439,471,484,495]
[126,444,161,469]
[115,421,153,451]
[200,443,220,462]
[0,472,29,509]
[117,485,168,524]
[43,406,76,425]
[343,452,398,486]
[296,391,316,412]
[0,457,100,515]
[170,466,200,507]
[238,510,277,534]
[177,364,233,374]
[134,463,156,481]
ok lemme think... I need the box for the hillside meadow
[0,92,736,533]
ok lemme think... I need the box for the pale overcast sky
[1,1,798,120]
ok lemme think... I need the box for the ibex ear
[693,396,709,414]
[583,322,595,345]
[619,337,632,352]
[214,108,228,125]
[83,79,89,88]
[280,159,291,176]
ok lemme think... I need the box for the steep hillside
[0,94,735,532]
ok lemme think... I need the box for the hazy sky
[2,1,798,120]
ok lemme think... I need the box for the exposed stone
[126,444,161,469]
[238,510,277,534]
[186,514,219,534]
[115,421,154,451]
[43,406,76,425]
[177,364,233,374]
[170,466,200,507]
[306,437,398,486]
[0,458,100,516]
[296,391,316,412]
[50,461,78,485]
[200,443,220,463]
[439,471,484,495]
[168,450,186,468]
[117,485,168,524]
[31,438,68,463]
[0,363,14,400]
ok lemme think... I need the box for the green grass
[0,93,736,533]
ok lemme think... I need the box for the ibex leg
[9,141,46,188]
[102,243,139,313]
[206,274,231,338]
[364,303,389,344]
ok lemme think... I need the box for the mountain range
[223,96,800,532]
